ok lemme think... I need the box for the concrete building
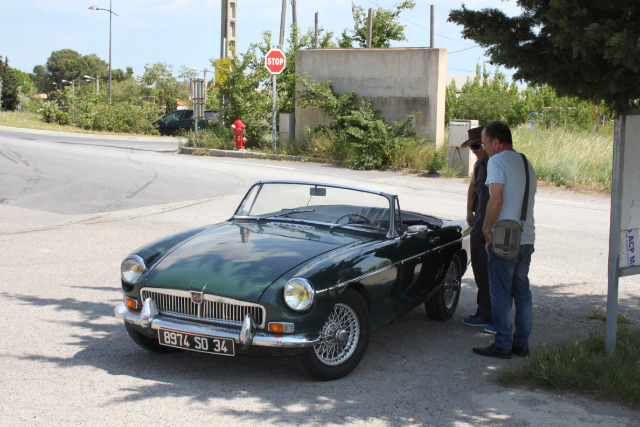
[295,48,447,147]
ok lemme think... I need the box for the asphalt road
[1,127,638,426]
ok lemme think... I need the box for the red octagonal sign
[265,49,286,74]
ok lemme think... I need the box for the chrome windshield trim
[232,181,395,237]
[242,180,395,198]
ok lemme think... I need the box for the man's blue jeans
[487,244,535,350]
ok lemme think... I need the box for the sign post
[190,78,205,146]
[264,48,286,152]
[606,110,640,354]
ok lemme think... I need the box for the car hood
[143,221,368,302]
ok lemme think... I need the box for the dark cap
[461,126,484,148]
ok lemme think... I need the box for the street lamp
[61,79,77,96]
[84,75,99,93]
[89,2,117,102]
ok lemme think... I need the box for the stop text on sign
[266,57,284,66]
[265,49,286,74]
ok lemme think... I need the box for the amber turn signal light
[268,322,294,333]
[125,297,139,310]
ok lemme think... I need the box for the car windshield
[234,182,392,233]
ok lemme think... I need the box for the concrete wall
[295,48,447,147]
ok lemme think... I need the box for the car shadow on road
[4,283,639,425]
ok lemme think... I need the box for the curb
[0,125,185,143]
[179,146,309,162]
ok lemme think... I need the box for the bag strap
[520,154,529,222]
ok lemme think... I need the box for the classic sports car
[115,181,470,380]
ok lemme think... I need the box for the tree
[178,65,199,82]
[46,49,86,88]
[12,68,33,96]
[276,25,337,114]
[214,41,271,146]
[445,65,526,127]
[448,1,640,114]
[32,65,55,94]
[84,53,108,80]
[139,62,186,106]
[110,68,133,82]
[339,1,415,48]
[0,56,19,110]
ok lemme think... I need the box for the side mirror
[407,224,428,233]
[399,224,428,240]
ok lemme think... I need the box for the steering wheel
[335,212,376,227]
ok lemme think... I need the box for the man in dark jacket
[462,126,494,333]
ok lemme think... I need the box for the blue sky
[1,0,522,82]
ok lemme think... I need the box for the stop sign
[265,49,286,74]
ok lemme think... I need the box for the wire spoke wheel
[300,288,370,381]
[425,255,461,320]
[314,303,360,366]
[442,260,461,309]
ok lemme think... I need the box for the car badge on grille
[190,291,204,304]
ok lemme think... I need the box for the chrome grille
[140,288,265,327]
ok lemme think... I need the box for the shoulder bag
[492,154,530,260]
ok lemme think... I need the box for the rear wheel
[425,255,461,320]
[125,323,178,353]
[300,288,370,381]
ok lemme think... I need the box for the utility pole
[366,8,373,48]
[279,0,287,49]
[271,0,288,152]
[220,0,237,59]
[291,0,297,28]
[314,12,319,48]
[430,5,434,48]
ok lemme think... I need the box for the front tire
[425,255,461,320]
[300,288,370,381]
[125,323,178,353]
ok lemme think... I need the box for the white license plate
[158,328,235,356]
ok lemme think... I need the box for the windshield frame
[232,181,398,238]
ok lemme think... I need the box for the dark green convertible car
[115,181,470,380]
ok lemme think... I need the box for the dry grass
[514,125,614,191]
[0,111,149,137]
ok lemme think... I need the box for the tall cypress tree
[0,56,19,111]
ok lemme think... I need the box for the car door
[393,203,445,314]
[161,111,182,134]
[177,110,194,131]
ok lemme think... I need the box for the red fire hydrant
[231,119,247,150]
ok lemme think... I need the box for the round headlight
[121,255,146,284]
[283,278,315,311]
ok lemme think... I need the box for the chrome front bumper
[114,299,319,350]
